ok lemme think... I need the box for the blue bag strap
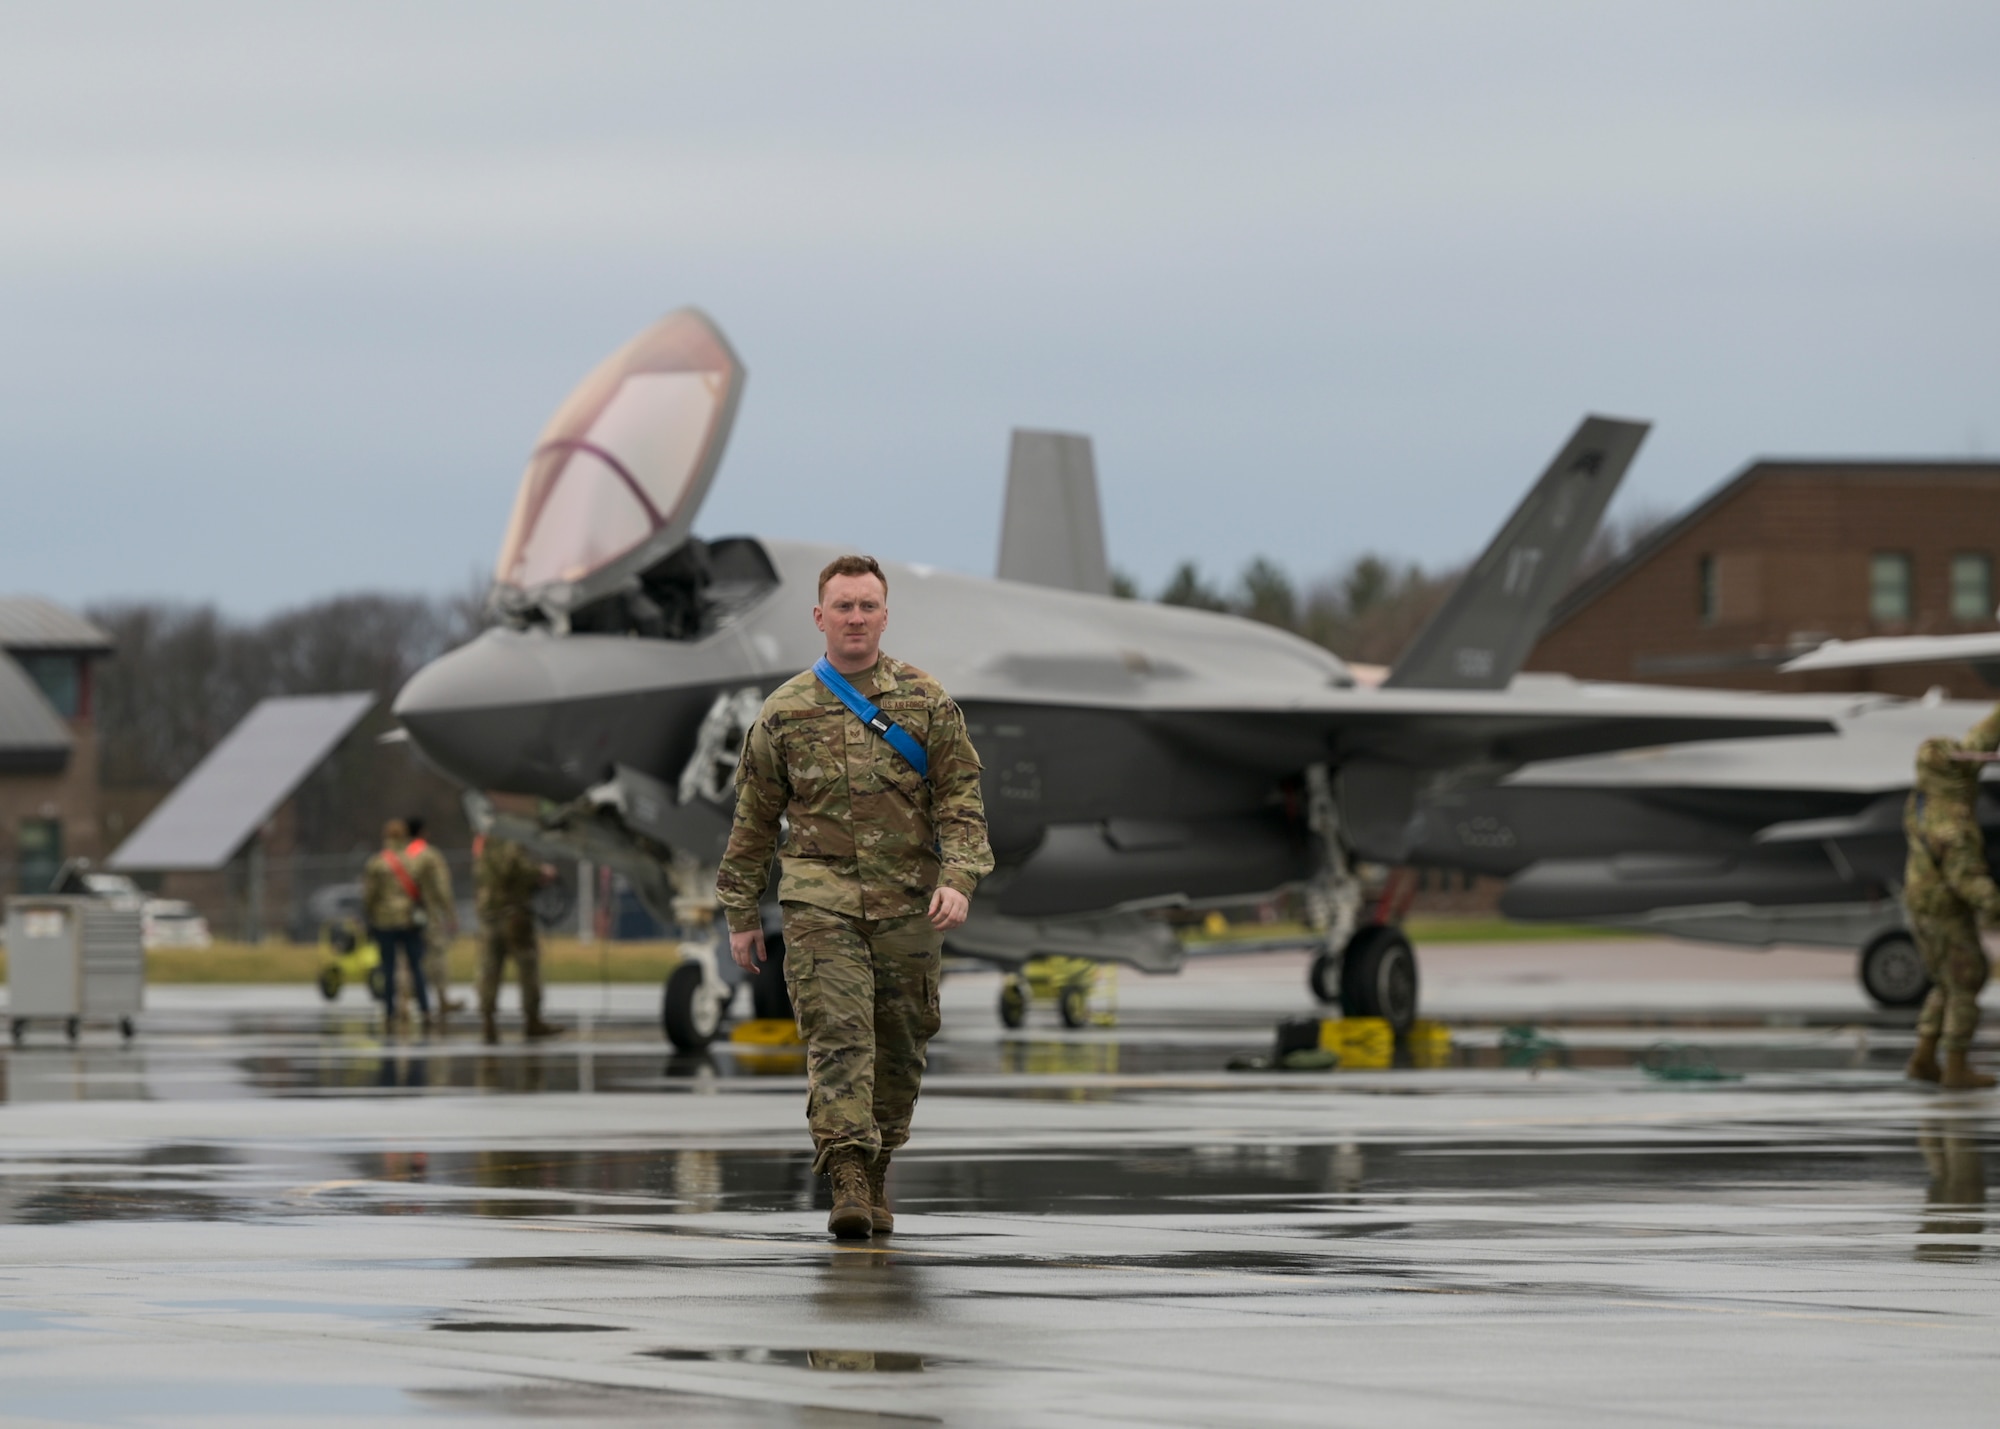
[811,657,930,780]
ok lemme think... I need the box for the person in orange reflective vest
[361,819,431,1034]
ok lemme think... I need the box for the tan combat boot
[1906,1034,1942,1083]
[1940,1050,1997,1090]
[867,1154,894,1235]
[825,1148,874,1240]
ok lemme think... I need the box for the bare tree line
[88,587,487,854]
[1129,504,1672,668]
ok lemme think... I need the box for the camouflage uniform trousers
[423,926,453,1005]
[1911,904,1991,1054]
[478,921,544,1025]
[780,900,943,1175]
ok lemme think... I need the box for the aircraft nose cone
[394,630,558,792]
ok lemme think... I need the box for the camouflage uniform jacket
[362,846,423,928]
[1903,703,2000,922]
[715,653,994,932]
[476,838,541,940]
[405,839,455,929]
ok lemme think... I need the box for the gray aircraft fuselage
[402,534,1839,932]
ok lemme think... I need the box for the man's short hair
[383,818,409,844]
[817,554,888,602]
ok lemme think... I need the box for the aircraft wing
[1779,631,2000,675]
[1136,679,1838,774]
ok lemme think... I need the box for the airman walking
[475,834,560,1045]
[1903,704,2000,1090]
[717,554,993,1239]
[403,817,460,1023]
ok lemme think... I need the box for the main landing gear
[660,925,793,1053]
[1858,928,1930,1010]
[1308,867,1421,1034]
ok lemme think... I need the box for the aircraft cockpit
[489,307,775,638]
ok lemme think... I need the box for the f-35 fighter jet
[1410,634,2000,1012]
[393,308,1833,1048]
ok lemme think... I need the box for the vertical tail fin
[1383,416,1648,690]
[996,429,1112,596]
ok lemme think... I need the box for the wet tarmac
[0,942,1996,1426]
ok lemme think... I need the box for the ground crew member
[404,817,461,1022]
[1903,704,2000,1090]
[717,554,993,1239]
[475,833,559,1045]
[362,818,432,1034]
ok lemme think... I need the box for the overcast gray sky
[4,1,1997,613]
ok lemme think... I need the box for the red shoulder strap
[383,849,421,902]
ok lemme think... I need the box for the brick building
[0,599,113,891]
[1528,461,2000,697]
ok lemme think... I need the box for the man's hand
[928,886,969,932]
[730,928,767,971]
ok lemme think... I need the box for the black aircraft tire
[749,933,793,1021]
[663,962,723,1052]
[1308,951,1340,1005]
[1860,930,1931,1010]
[1339,925,1420,1034]
[998,979,1027,1029]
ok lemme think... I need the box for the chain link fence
[8,852,683,946]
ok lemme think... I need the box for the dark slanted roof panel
[107,692,374,872]
[0,652,73,772]
[0,597,113,654]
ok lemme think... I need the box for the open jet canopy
[493,308,745,624]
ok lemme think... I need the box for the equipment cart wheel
[1859,930,1930,1009]
[317,967,342,1002]
[1308,949,1341,1005]
[119,1018,135,1041]
[366,965,388,1004]
[662,961,723,1052]
[65,1018,79,1044]
[1339,925,1420,1034]
[1058,982,1089,1029]
[998,977,1028,1029]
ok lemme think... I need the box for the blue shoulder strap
[811,657,930,780]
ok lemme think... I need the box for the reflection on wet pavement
[0,966,1995,1426]
[649,1347,934,1372]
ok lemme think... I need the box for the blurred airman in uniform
[475,833,560,1045]
[1902,704,2000,1090]
[361,818,432,1035]
[717,554,993,1239]
[403,817,461,1023]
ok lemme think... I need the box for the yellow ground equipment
[729,1017,806,1074]
[1405,1019,1454,1069]
[1262,1015,1455,1071]
[998,956,1117,1029]
[1319,1016,1395,1069]
[317,922,384,1003]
